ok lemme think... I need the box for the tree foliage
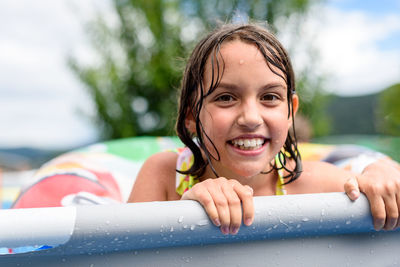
[69,0,324,140]
[377,83,400,136]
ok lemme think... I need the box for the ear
[185,110,197,134]
[288,94,299,126]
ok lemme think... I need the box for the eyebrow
[217,82,286,91]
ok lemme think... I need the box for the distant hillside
[0,147,65,171]
[326,93,379,135]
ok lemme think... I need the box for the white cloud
[0,95,97,149]
[0,0,111,149]
[303,5,400,96]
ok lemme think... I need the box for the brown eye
[216,94,234,102]
[261,94,278,101]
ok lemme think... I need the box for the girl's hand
[181,177,254,235]
[344,158,400,231]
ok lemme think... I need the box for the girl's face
[187,40,298,182]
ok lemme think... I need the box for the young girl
[128,23,400,235]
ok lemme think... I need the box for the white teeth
[244,139,251,147]
[231,138,265,150]
[250,139,256,147]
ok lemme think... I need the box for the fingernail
[213,218,221,227]
[350,190,359,200]
[374,219,384,231]
[244,218,253,226]
[221,226,229,235]
[385,218,397,231]
[231,226,239,235]
[248,187,254,195]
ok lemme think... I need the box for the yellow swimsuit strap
[175,148,199,195]
[274,153,287,195]
[175,149,286,196]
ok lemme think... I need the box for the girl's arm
[181,177,254,235]
[298,159,400,231]
[127,151,180,202]
[128,151,254,235]
[344,158,400,231]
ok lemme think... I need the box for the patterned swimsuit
[175,147,287,196]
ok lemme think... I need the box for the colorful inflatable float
[0,136,399,266]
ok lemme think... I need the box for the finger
[221,182,242,235]
[396,194,400,229]
[234,185,254,226]
[382,194,399,230]
[367,194,386,231]
[182,186,220,227]
[208,184,230,235]
[344,176,360,201]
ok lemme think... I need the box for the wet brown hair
[175,23,302,183]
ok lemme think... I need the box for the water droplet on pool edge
[197,219,209,226]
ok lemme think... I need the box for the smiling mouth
[228,138,267,150]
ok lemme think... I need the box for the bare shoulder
[143,150,179,170]
[127,151,180,202]
[287,161,353,194]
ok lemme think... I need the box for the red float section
[12,169,122,209]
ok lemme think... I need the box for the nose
[236,100,263,130]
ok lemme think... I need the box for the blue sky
[0,0,399,150]
[329,0,400,50]
[284,0,400,96]
[330,0,400,15]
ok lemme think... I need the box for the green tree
[296,69,332,137]
[377,83,400,136]
[69,0,325,140]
